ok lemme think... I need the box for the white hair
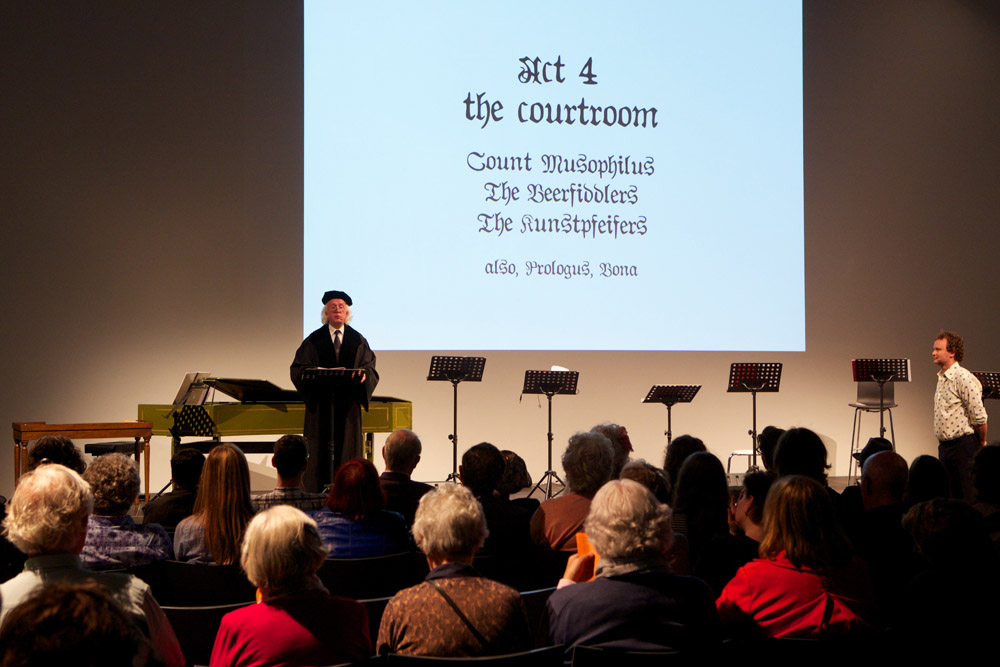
[412,484,487,562]
[240,505,328,591]
[584,479,672,564]
[320,304,353,325]
[3,465,93,556]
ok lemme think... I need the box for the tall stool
[848,382,896,483]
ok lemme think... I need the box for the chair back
[385,644,564,666]
[162,601,253,666]
[317,551,421,599]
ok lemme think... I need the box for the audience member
[905,454,951,507]
[756,426,785,472]
[971,444,1000,551]
[174,444,255,565]
[530,432,614,551]
[0,465,183,666]
[81,453,171,570]
[671,451,729,569]
[379,428,434,526]
[662,434,705,498]
[460,442,532,557]
[839,436,893,525]
[252,435,327,511]
[854,451,919,622]
[497,449,539,515]
[377,484,529,656]
[311,458,411,557]
[25,435,87,474]
[620,459,670,504]
[716,476,873,638]
[142,448,204,529]
[901,498,1000,645]
[543,479,719,660]
[695,470,775,596]
[0,581,149,667]
[210,506,370,667]
[590,422,632,479]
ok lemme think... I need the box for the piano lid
[203,378,302,403]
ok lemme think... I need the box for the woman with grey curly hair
[80,453,171,570]
[377,484,530,657]
[542,479,720,658]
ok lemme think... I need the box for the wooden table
[12,421,154,501]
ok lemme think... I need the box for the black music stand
[643,385,701,447]
[973,371,1000,401]
[428,356,486,482]
[522,370,579,499]
[727,362,782,471]
[852,358,910,438]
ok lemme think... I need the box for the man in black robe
[291,290,378,492]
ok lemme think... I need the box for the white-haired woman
[209,506,370,667]
[542,479,719,657]
[376,484,529,657]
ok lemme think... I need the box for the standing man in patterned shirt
[932,330,988,502]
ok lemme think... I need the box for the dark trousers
[938,433,981,503]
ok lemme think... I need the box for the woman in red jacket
[716,475,874,638]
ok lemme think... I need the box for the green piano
[138,377,411,459]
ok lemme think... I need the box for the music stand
[427,356,486,481]
[973,371,1000,401]
[522,370,579,499]
[852,359,911,437]
[643,385,701,446]
[727,363,782,470]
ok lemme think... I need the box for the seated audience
[81,453,172,570]
[756,426,785,472]
[620,459,687,573]
[905,454,952,506]
[854,451,919,621]
[543,479,719,659]
[530,432,614,551]
[0,465,183,666]
[252,435,327,511]
[0,581,149,667]
[717,475,874,638]
[311,458,411,557]
[662,434,705,498]
[25,435,87,474]
[671,452,730,570]
[210,506,370,667]
[619,460,670,504]
[498,449,538,514]
[379,428,434,526]
[377,484,529,656]
[590,422,633,479]
[840,437,893,527]
[174,444,255,565]
[142,447,204,530]
[972,445,1000,551]
[461,442,532,556]
[901,498,1000,645]
[696,470,774,596]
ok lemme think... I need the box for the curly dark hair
[936,330,965,363]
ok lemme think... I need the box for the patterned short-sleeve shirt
[934,362,987,441]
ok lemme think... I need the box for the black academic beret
[321,290,353,306]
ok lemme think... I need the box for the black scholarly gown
[290,324,378,492]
